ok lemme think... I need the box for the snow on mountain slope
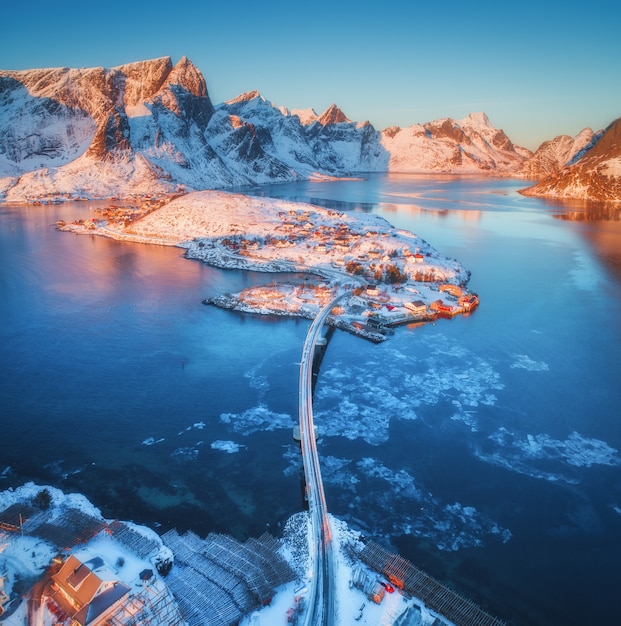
[515,128,597,180]
[215,93,388,176]
[307,112,389,173]
[0,56,237,199]
[1,56,533,201]
[0,74,96,177]
[519,118,621,203]
[381,113,528,173]
[209,92,313,181]
[290,107,319,125]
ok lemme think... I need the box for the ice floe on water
[510,353,549,371]
[244,362,270,398]
[42,459,87,480]
[313,334,503,443]
[281,332,512,549]
[561,431,620,467]
[211,440,246,453]
[476,427,620,482]
[313,390,396,445]
[314,455,511,551]
[142,436,165,446]
[171,444,204,463]
[220,403,294,435]
[178,421,209,436]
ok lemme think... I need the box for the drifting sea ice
[211,440,246,453]
[475,427,620,482]
[220,403,294,435]
[510,353,550,371]
[319,456,512,551]
[171,444,203,462]
[313,335,504,444]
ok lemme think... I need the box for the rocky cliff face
[1,56,533,201]
[0,57,209,163]
[213,92,389,176]
[519,119,621,203]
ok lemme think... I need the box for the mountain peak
[226,90,263,106]
[317,104,350,126]
[10,55,603,201]
[164,56,207,97]
[459,112,493,129]
[290,108,318,126]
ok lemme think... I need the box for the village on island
[56,189,479,342]
[0,190,490,626]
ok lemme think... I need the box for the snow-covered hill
[1,56,533,202]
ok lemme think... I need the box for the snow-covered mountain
[0,56,543,201]
[515,128,598,180]
[211,93,389,177]
[382,112,529,172]
[0,56,240,200]
[519,118,621,203]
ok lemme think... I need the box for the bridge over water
[297,293,345,626]
[296,292,505,626]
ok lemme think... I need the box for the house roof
[53,555,131,625]
[139,568,154,581]
[54,555,103,607]
[75,582,131,626]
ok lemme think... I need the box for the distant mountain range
[0,56,619,204]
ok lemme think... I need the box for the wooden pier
[359,542,505,626]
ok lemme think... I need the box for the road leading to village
[298,293,347,626]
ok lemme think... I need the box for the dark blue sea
[1,174,620,625]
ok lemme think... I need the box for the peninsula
[58,189,479,339]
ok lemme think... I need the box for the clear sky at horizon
[2,0,619,151]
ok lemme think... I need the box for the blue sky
[2,0,619,150]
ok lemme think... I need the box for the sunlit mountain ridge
[0,56,618,203]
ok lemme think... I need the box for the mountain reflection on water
[544,200,621,282]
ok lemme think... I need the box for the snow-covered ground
[0,483,176,625]
[242,513,446,626]
[0,483,451,626]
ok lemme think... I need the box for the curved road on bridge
[298,293,347,626]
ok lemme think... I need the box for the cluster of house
[360,282,479,337]
[31,553,176,626]
[213,207,479,337]
[221,207,440,287]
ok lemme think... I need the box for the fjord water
[2,176,620,625]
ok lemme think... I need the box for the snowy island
[58,189,479,341]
